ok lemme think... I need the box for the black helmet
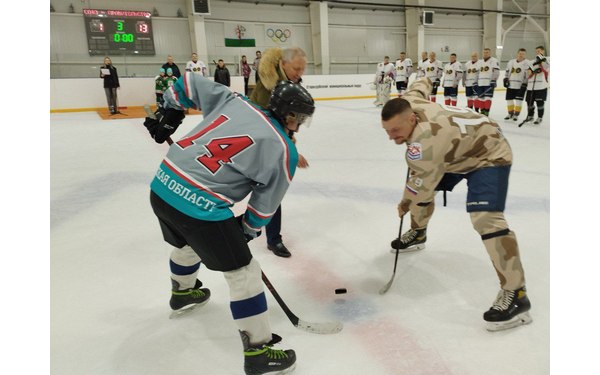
[268,80,315,128]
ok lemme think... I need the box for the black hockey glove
[533,67,543,74]
[432,79,440,90]
[521,82,528,91]
[490,80,497,88]
[143,107,185,144]
[236,215,262,242]
[503,77,509,88]
[533,54,546,66]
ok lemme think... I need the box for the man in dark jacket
[249,47,308,258]
[214,59,231,87]
[162,55,181,79]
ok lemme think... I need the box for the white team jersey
[417,59,428,78]
[395,58,413,82]
[527,57,550,90]
[423,59,443,82]
[375,62,395,84]
[476,57,500,86]
[463,60,479,87]
[505,59,529,89]
[442,61,464,87]
[186,60,207,76]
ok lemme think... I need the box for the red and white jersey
[476,57,500,86]
[505,59,529,89]
[395,58,413,82]
[423,59,443,82]
[442,61,464,87]
[463,60,479,87]
[374,62,395,84]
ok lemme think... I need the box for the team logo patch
[407,143,423,160]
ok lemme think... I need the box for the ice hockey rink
[50,93,550,375]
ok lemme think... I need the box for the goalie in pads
[380,77,532,331]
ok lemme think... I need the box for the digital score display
[83,9,155,56]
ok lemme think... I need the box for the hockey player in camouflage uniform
[381,77,531,331]
[143,72,315,374]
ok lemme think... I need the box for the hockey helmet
[268,80,315,128]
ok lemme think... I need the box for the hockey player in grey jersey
[144,73,315,375]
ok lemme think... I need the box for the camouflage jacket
[399,78,513,214]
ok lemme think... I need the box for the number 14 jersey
[150,73,298,231]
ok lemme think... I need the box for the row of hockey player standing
[143,47,313,375]
[374,46,549,125]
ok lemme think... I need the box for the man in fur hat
[249,47,309,258]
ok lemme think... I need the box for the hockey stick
[143,104,341,334]
[379,168,410,295]
[261,271,343,334]
[143,105,174,145]
[518,70,537,127]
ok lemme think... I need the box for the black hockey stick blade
[517,119,531,127]
[379,266,397,295]
[380,174,408,295]
[261,271,342,334]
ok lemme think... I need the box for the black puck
[334,288,347,294]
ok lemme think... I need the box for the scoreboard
[83,9,155,56]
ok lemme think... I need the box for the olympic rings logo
[266,28,291,43]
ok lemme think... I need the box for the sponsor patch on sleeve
[407,143,422,161]
[406,185,418,195]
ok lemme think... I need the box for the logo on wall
[266,27,291,44]
[235,24,247,39]
[224,22,256,47]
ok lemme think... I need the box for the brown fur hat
[258,47,285,90]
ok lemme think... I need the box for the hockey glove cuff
[236,215,262,242]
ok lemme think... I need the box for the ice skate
[240,331,297,375]
[390,228,426,253]
[169,279,211,319]
[533,117,543,125]
[504,114,512,120]
[484,287,532,331]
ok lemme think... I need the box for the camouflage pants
[410,204,525,290]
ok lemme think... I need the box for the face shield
[290,111,313,128]
[287,97,315,128]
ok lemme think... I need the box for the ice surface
[51,94,549,375]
